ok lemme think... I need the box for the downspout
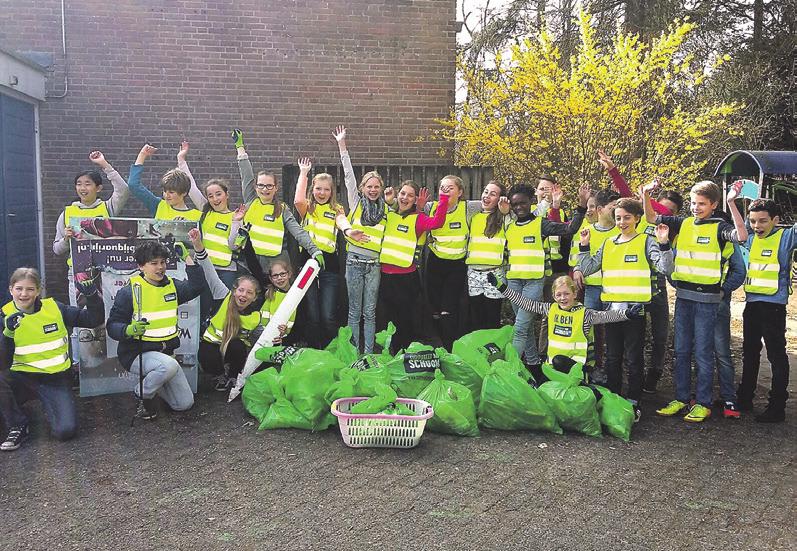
[47,0,68,99]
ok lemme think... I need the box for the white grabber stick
[228,258,320,402]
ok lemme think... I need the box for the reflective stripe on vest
[129,275,179,342]
[10,298,71,374]
[745,229,784,295]
[505,217,546,279]
[244,200,285,257]
[202,293,261,345]
[465,212,506,266]
[201,210,235,266]
[261,290,296,333]
[600,234,652,303]
[546,303,590,366]
[304,202,338,253]
[64,202,111,267]
[579,225,620,286]
[672,218,722,284]
[346,202,386,253]
[429,201,469,260]
[379,212,419,268]
[154,201,202,221]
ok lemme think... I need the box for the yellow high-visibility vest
[672,218,722,285]
[261,290,296,334]
[429,201,469,260]
[546,303,592,367]
[600,234,652,303]
[505,217,546,279]
[154,201,201,221]
[745,229,784,295]
[304,202,338,254]
[202,293,261,346]
[345,202,386,253]
[244,200,286,257]
[201,210,235,267]
[379,212,420,268]
[129,275,179,342]
[9,298,71,374]
[465,212,506,266]
[64,202,110,267]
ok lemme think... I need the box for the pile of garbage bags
[241,325,635,441]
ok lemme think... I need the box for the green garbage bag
[592,385,634,442]
[259,373,314,430]
[538,381,602,438]
[542,358,588,387]
[281,349,345,429]
[379,402,418,416]
[350,385,398,414]
[452,326,520,376]
[436,347,488,407]
[350,353,392,372]
[386,342,439,398]
[417,370,479,437]
[254,345,301,367]
[374,322,396,355]
[325,326,360,366]
[242,367,280,423]
[478,360,562,434]
[324,369,358,403]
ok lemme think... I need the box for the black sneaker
[1,425,29,451]
[642,370,661,394]
[754,406,785,423]
[135,398,158,421]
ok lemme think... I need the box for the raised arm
[128,144,161,217]
[227,204,247,249]
[233,129,257,204]
[641,180,658,224]
[293,157,312,219]
[648,227,674,276]
[89,151,129,216]
[334,126,359,211]
[726,180,749,243]
[415,190,448,235]
[189,228,233,299]
[177,141,207,209]
[575,229,603,277]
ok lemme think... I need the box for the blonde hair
[265,260,293,303]
[553,275,577,296]
[220,275,261,356]
[359,170,383,191]
[308,172,341,215]
[256,171,282,217]
[9,267,42,291]
[691,180,721,204]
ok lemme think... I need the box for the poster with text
[68,217,200,397]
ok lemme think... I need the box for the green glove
[313,251,325,270]
[125,319,149,338]
[231,128,244,148]
[173,242,189,261]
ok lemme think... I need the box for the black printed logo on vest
[264,215,275,222]
[449,222,462,229]
[553,325,572,338]
[761,249,773,257]
[164,293,177,302]
[403,351,439,373]
[523,236,536,244]
[624,255,638,262]
[696,236,710,244]
[644,226,655,235]
[43,323,59,334]
[215,222,229,231]
[397,224,409,233]
[323,211,336,220]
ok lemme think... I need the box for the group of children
[0,129,793,451]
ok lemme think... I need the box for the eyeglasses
[256,183,277,190]
[270,271,289,279]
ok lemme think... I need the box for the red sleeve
[416,194,449,236]
[651,200,672,215]
[609,167,632,198]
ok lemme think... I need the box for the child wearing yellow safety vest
[643,180,748,423]
[424,175,479,350]
[106,241,205,420]
[466,181,511,331]
[379,180,449,353]
[231,129,322,274]
[0,267,103,451]
[577,198,674,421]
[505,183,588,371]
[260,259,299,347]
[190,228,263,392]
[738,199,797,423]
[337,127,389,354]
[294,152,368,348]
[488,273,639,384]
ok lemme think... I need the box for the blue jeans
[0,370,77,440]
[346,254,381,354]
[583,284,604,310]
[713,298,736,402]
[508,277,545,365]
[304,269,339,348]
[674,297,718,406]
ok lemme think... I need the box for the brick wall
[0,0,456,300]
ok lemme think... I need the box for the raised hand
[384,186,396,204]
[187,227,203,249]
[551,183,563,207]
[577,183,592,207]
[232,203,248,222]
[298,157,312,173]
[654,223,670,244]
[332,125,346,142]
[498,195,511,214]
[416,187,430,209]
[597,149,615,172]
[177,141,189,162]
[579,227,591,246]
[641,178,659,196]
[727,179,743,203]
[88,151,109,169]
[231,128,244,148]
[140,144,157,159]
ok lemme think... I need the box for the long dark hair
[484,180,507,238]
[202,178,230,215]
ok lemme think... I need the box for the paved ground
[2,347,794,551]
